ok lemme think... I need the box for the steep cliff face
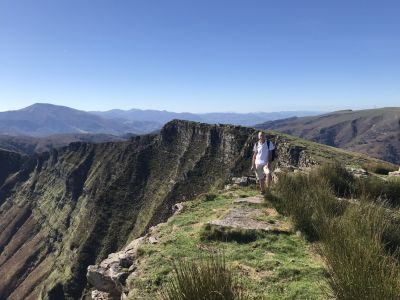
[0,121,263,300]
[0,120,383,300]
[0,149,25,188]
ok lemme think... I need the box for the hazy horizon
[0,101,392,114]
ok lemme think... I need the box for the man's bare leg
[266,173,272,190]
[260,177,266,193]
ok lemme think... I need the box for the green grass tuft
[159,253,248,300]
[200,192,218,202]
[313,162,356,197]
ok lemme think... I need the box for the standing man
[251,132,275,194]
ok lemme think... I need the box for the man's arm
[251,151,257,170]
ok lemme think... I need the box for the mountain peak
[22,102,79,112]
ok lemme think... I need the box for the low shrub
[159,253,248,300]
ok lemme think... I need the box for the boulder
[232,177,249,186]
[347,167,368,178]
[91,290,114,300]
[247,176,257,185]
[208,207,291,234]
[87,237,146,299]
[87,197,187,299]
[388,167,400,177]
[234,195,264,204]
[149,237,159,244]
[224,184,233,190]
[272,168,283,183]
[172,203,184,214]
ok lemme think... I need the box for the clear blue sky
[0,0,399,113]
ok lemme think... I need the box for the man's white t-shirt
[253,140,275,166]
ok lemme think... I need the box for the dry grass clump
[318,201,400,300]
[271,170,346,241]
[356,176,400,207]
[313,162,356,197]
[159,254,248,300]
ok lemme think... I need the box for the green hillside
[256,108,400,164]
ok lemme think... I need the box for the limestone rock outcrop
[389,167,400,177]
[87,237,146,299]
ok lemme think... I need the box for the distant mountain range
[256,107,400,164]
[4,104,399,165]
[0,103,322,137]
[91,108,322,127]
[0,103,159,136]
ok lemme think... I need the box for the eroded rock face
[0,149,25,190]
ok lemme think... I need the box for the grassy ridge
[126,189,327,299]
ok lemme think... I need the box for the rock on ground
[208,204,291,234]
